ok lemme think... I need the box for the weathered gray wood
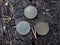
[0,0,60,45]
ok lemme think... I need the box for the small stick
[31,27,38,45]
[31,27,37,39]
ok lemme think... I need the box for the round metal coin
[34,22,49,35]
[24,5,38,19]
[16,21,30,35]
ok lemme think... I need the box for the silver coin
[24,5,38,19]
[34,22,49,35]
[16,21,30,35]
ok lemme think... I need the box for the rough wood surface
[0,0,60,45]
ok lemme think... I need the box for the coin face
[16,21,30,35]
[24,5,38,19]
[34,22,49,35]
